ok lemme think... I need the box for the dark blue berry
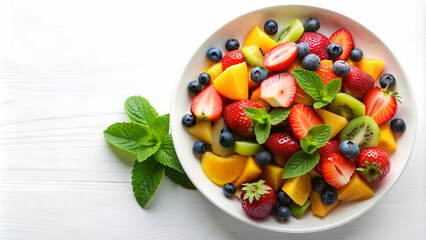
[303,18,320,32]
[221,127,232,134]
[311,177,326,192]
[254,150,272,165]
[332,60,351,76]
[181,114,196,127]
[273,201,280,213]
[198,73,211,86]
[264,20,278,35]
[223,183,237,197]
[297,42,310,59]
[350,48,363,62]
[379,73,396,89]
[225,39,240,51]
[219,131,234,148]
[276,189,292,206]
[250,66,268,83]
[207,47,222,62]
[327,43,343,59]
[302,54,320,71]
[192,141,207,154]
[276,206,292,221]
[339,140,360,159]
[391,118,406,133]
[187,80,202,94]
[321,188,338,205]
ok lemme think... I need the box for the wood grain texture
[0,0,425,239]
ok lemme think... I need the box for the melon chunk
[243,26,278,54]
[233,156,262,187]
[315,109,348,139]
[336,172,375,202]
[377,122,397,152]
[260,164,285,191]
[186,119,213,145]
[282,173,311,206]
[213,62,249,100]
[310,190,341,218]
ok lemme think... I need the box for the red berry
[356,147,391,182]
[342,65,375,100]
[364,86,399,125]
[314,140,340,175]
[190,84,223,121]
[240,180,277,219]
[289,104,324,139]
[322,153,356,188]
[265,132,301,167]
[263,42,297,72]
[296,32,330,60]
[223,99,262,137]
[222,50,245,71]
[329,28,354,61]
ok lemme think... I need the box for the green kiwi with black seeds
[339,116,381,150]
[328,93,366,120]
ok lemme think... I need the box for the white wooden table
[1,0,425,239]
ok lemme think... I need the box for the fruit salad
[181,17,406,221]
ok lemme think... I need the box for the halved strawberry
[322,153,356,188]
[314,140,340,175]
[222,50,246,71]
[259,72,296,108]
[364,86,399,125]
[329,29,354,61]
[263,42,297,72]
[343,65,375,100]
[296,32,330,60]
[191,84,223,121]
[288,104,325,139]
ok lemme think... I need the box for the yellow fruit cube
[201,151,247,186]
[233,156,262,187]
[282,173,311,206]
[243,26,277,54]
[260,164,285,191]
[315,109,348,139]
[186,120,213,145]
[336,172,375,202]
[250,87,271,111]
[310,190,341,218]
[213,62,249,100]
[205,62,222,81]
[377,122,397,152]
[347,58,384,80]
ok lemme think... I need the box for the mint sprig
[244,107,290,144]
[293,69,341,109]
[300,124,332,154]
[104,96,195,208]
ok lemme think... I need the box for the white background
[0,0,425,239]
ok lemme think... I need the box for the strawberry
[329,28,354,61]
[222,50,245,71]
[288,104,324,139]
[191,84,223,121]
[265,132,301,167]
[263,42,297,72]
[296,32,330,60]
[356,147,391,182]
[314,60,340,87]
[322,153,356,188]
[343,65,375,100]
[222,99,262,137]
[364,86,399,125]
[259,72,296,108]
[314,140,340,175]
[240,180,277,219]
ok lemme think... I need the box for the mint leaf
[313,101,328,109]
[154,134,184,174]
[300,124,332,154]
[322,78,341,102]
[244,107,264,122]
[104,122,148,153]
[125,96,159,129]
[137,139,161,162]
[165,167,196,189]
[151,113,170,138]
[269,108,290,125]
[254,121,271,144]
[132,156,165,208]
[293,69,323,101]
[282,151,320,179]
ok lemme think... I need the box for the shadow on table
[107,143,136,167]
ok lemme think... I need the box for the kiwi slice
[328,93,366,120]
[241,45,266,68]
[339,116,381,150]
[288,199,311,219]
[234,141,262,156]
[273,19,304,44]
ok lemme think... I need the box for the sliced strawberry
[288,104,324,139]
[191,84,223,121]
[343,65,375,100]
[329,29,354,61]
[259,72,296,108]
[364,86,399,125]
[296,32,330,60]
[263,42,297,72]
[322,153,356,188]
[314,140,340,175]
[222,50,245,71]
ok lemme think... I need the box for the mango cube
[377,122,397,152]
[201,151,247,186]
[282,173,311,206]
[233,156,262,187]
[347,58,384,80]
[243,26,277,54]
[315,109,348,139]
[336,172,375,202]
[310,190,341,218]
[213,62,249,100]
[186,120,213,145]
[205,62,222,81]
[260,164,285,191]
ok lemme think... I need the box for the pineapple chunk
[310,190,341,218]
[282,173,311,206]
[260,164,285,191]
[233,156,262,187]
[315,109,348,139]
[186,120,213,145]
[336,172,375,202]
[377,122,397,152]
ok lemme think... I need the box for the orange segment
[201,151,247,185]
[336,172,375,202]
[250,87,271,111]
[205,62,223,81]
[243,26,277,54]
[233,156,262,187]
[310,190,341,218]
[377,122,397,152]
[260,164,285,191]
[213,62,249,100]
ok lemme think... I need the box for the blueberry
[276,206,292,221]
[327,43,343,59]
[181,114,196,127]
[250,66,268,83]
[350,48,363,62]
[311,177,326,192]
[332,60,351,76]
[225,39,240,51]
[302,54,320,71]
[391,118,406,133]
[303,18,320,32]
[192,141,207,155]
[276,189,292,206]
[254,150,272,165]
[221,127,232,134]
[321,188,338,205]
[273,201,280,213]
[223,183,237,197]
[339,140,360,159]
[198,72,211,86]
[297,42,310,59]
[219,131,234,148]
[379,73,396,89]
[264,20,278,35]
[207,47,222,62]
[187,80,202,94]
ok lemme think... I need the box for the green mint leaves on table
[104,96,195,208]
[293,69,341,109]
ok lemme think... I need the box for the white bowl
[170,5,417,233]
